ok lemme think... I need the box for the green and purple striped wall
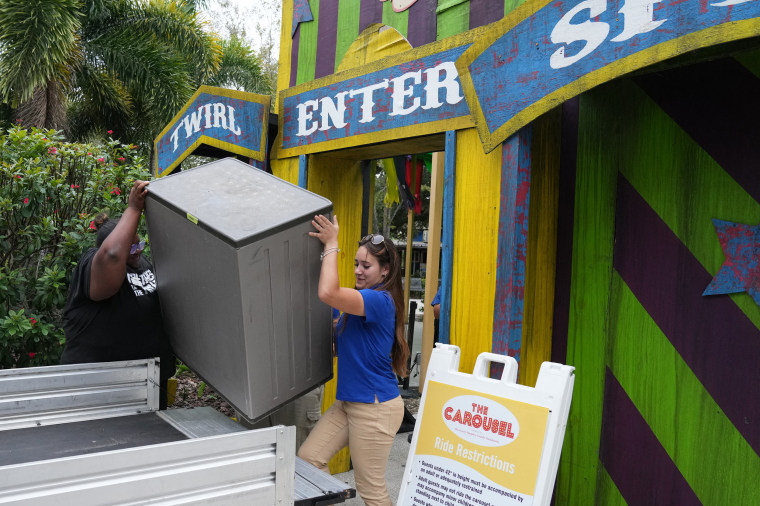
[554,52,760,504]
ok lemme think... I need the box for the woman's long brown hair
[359,235,410,378]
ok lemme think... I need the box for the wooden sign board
[398,344,574,506]
[456,0,760,153]
[154,86,270,177]
[276,28,490,159]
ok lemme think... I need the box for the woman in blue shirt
[299,214,409,506]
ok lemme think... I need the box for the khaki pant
[298,396,404,506]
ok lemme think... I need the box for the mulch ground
[169,372,236,417]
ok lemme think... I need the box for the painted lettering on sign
[169,103,243,152]
[550,0,751,69]
[294,61,462,137]
[280,44,473,155]
[153,87,269,177]
[549,0,667,69]
[457,0,760,152]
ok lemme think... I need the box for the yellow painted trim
[270,156,300,185]
[458,16,760,153]
[307,155,364,475]
[450,128,500,373]
[521,110,561,387]
[273,25,492,160]
[276,0,294,112]
[336,24,412,72]
[155,136,264,179]
[276,116,473,160]
[153,85,271,177]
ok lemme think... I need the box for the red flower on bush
[71,184,79,189]
[97,157,105,163]
[15,174,22,179]
[30,318,36,326]
[90,221,96,230]
[107,130,113,135]
[28,352,36,358]
[118,157,125,162]
[23,197,29,204]
[48,147,57,154]
[110,187,121,195]
[87,152,92,156]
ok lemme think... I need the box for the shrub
[0,126,151,368]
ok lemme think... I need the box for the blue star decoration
[703,218,760,306]
[292,0,314,38]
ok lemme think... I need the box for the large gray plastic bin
[144,158,332,423]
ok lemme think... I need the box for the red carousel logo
[442,395,519,447]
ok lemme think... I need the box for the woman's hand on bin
[310,214,339,249]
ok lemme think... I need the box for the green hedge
[0,126,150,368]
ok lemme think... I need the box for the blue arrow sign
[456,0,760,153]
[154,86,270,177]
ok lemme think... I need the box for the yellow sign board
[398,345,574,506]
[411,380,549,503]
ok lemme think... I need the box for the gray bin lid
[147,158,332,248]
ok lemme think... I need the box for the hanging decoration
[405,156,424,214]
[392,155,417,211]
[382,158,401,207]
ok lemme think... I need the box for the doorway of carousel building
[301,136,448,473]
[305,137,447,384]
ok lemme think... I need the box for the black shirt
[61,248,168,365]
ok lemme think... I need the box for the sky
[204,0,283,57]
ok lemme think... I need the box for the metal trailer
[0,359,354,505]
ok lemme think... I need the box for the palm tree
[0,0,232,144]
[206,34,269,95]
[0,0,82,129]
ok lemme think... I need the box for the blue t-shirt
[431,287,441,307]
[335,289,399,403]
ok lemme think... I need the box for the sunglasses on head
[359,234,384,246]
[130,239,146,254]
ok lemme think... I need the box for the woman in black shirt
[61,180,173,408]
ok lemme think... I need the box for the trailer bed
[0,360,354,505]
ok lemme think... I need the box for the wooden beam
[404,208,413,324]
[419,149,445,391]
[439,131,457,348]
